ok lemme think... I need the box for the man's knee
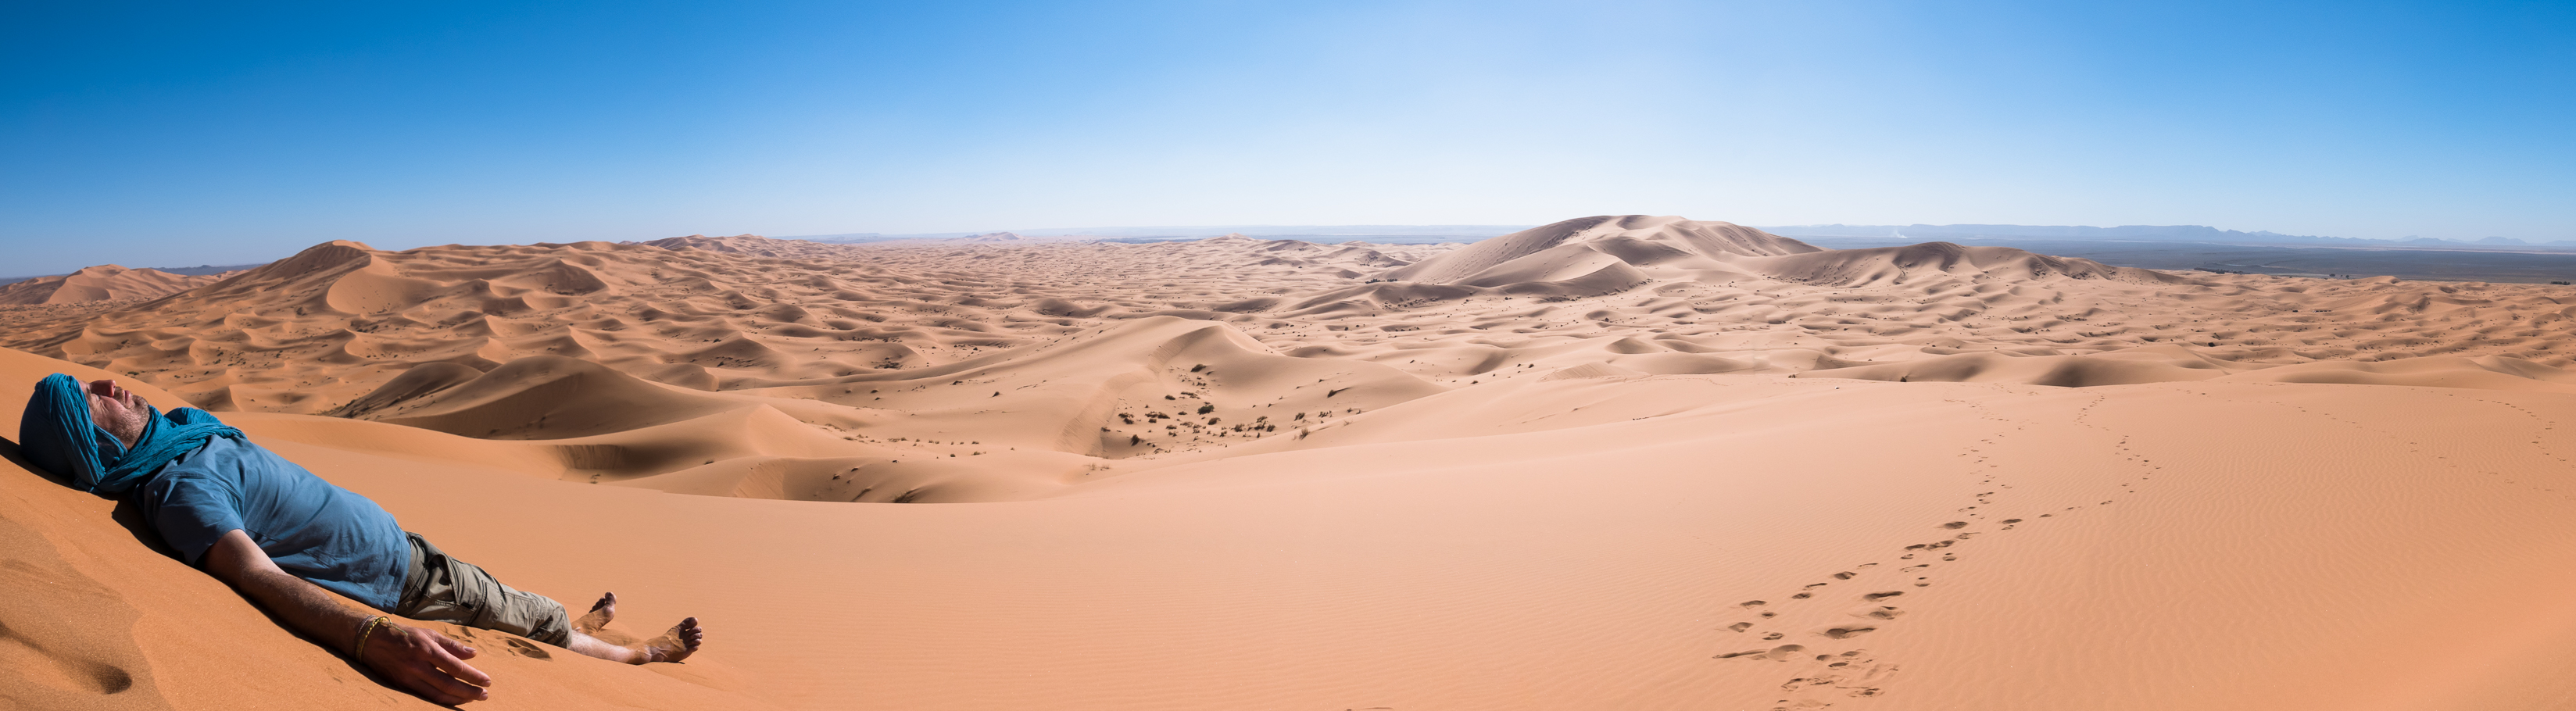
[393,535,571,646]
[489,590,571,646]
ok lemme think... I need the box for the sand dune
[7,216,2575,503]
[9,215,2576,709]
[1806,344,2576,391]
[0,265,237,305]
[1749,239,2183,287]
[638,234,853,259]
[1386,215,1819,284]
[334,355,744,438]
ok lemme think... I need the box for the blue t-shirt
[134,438,411,611]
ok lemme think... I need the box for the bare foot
[635,617,703,663]
[574,592,616,634]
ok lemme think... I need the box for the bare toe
[640,618,703,663]
[574,592,617,634]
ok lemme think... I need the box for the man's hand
[360,623,492,705]
[202,529,493,703]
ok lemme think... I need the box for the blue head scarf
[19,373,243,495]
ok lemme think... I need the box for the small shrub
[1197,403,1215,414]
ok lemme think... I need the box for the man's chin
[96,410,147,448]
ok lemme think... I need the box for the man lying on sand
[17,374,703,705]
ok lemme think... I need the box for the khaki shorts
[393,533,571,646]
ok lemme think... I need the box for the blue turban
[19,373,242,495]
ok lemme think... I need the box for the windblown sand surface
[8,215,2576,709]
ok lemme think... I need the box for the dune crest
[1385,215,1818,284]
[7,220,2576,467]
[638,234,834,258]
[7,221,2576,477]
[1751,240,2183,287]
[0,264,239,305]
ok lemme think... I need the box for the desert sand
[7,215,2576,709]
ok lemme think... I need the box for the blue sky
[4,1,2571,274]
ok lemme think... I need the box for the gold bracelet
[352,616,389,659]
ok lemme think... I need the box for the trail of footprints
[2465,395,2576,481]
[1711,388,2147,709]
[1722,385,2575,707]
[2427,391,2576,497]
[1708,526,1961,707]
[1708,512,2034,709]
[2203,386,2576,501]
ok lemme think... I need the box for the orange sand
[7,216,2576,709]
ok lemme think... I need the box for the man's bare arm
[201,529,495,704]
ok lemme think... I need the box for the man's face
[86,378,147,448]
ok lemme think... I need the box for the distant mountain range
[1760,224,2576,248]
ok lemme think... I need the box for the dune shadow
[0,434,186,560]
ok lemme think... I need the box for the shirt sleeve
[141,473,247,565]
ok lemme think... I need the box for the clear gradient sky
[5,1,2571,275]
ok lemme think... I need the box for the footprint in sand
[1716,644,1808,661]
[502,638,553,660]
[0,620,137,695]
[1819,625,1877,639]
[1776,650,1898,704]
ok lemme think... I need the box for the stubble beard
[95,398,148,448]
